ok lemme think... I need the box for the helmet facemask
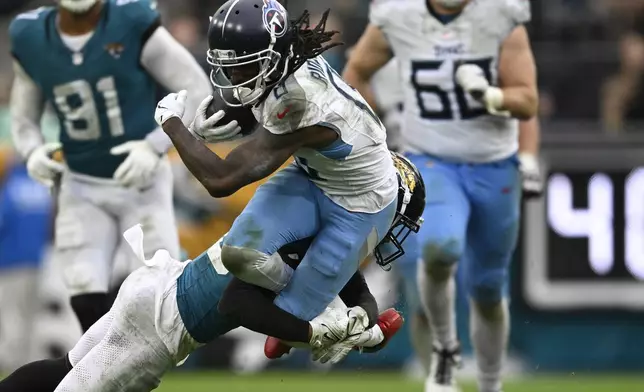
[207,32,293,107]
[373,176,424,270]
[59,0,99,14]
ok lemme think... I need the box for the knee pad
[469,270,507,305]
[70,293,110,333]
[422,239,462,265]
[220,245,292,292]
[471,299,506,323]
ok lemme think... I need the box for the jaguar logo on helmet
[262,0,287,38]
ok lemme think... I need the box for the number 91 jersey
[251,56,399,214]
[371,0,531,163]
[9,0,160,178]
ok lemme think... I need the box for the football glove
[455,64,509,117]
[189,95,242,143]
[155,90,187,126]
[110,140,160,187]
[519,152,543,199]
[311,306,369,364]
[26,142,65,187]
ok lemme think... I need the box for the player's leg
[55,178,120,332]
[120,158,180,260]
[55,266,176,392]
[220,165,320,291]
[272,188,397,322]
[464,157,520,392]
[406,154,470,390]
[397,236,432,375]
[0,307,114,391]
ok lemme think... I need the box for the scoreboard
[523,133,644,310]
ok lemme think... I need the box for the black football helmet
[374,152,426,269]
[207,0,294,107]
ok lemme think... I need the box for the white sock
[409,312,432,374]
[470,298,509,392]
[417,261,457,351]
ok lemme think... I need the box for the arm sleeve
[218,277,311,343]
[338,272,379,328]
[140,27,212,153]
[10,60,45,159]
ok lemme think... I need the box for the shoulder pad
[262,83,311,135]
[9,7,51,61]
[501,0,531,26]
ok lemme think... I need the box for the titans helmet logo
[262,0,287,38]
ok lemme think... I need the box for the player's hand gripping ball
[190,89,258,143]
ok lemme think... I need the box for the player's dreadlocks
[288,9,343,74]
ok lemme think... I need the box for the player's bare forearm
[163,118,293,197]
[500,86,539,120]
[498,25,538,120]
[342,24,392,110]
[161,117,229,194]
[519,117,540,156]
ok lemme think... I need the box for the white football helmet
[435,0,468,10]
[59,0,99,13]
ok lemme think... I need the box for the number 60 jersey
[371,0,531,163]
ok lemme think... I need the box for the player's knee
[422,239,462,265]
[220,245,258,276]
[469,280,505,312]
[472,299,504,323]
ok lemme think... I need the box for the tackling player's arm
[342,23,393,110]
[9,60,45,159]
[496,25,539,120]
[161,117,337,197]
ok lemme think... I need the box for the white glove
[110,140,160,187]
[189,95,242,143]
[311,306,369,364]
[26,142,65,187]
[455,64,509,117]
[518,152,543,199]
[155,90,188,126]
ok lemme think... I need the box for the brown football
[207,89,259,136]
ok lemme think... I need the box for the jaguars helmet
[374,152,426,269]
[59,0,99,13]
[207,0,294,107]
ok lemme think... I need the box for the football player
[368,57,433,375]
[0,152,424,391]
[156,0,400,340]
[9,0,211,333]
[342,0,539,391]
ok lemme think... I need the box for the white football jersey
[371,0,531,162]
[252,56,398,214]
[371,59,404,151]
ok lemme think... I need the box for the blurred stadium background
[0,0,643,390]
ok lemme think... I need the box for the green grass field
[155,372,644,392]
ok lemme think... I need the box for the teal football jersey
[10,0,161,178]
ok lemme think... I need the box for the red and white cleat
[263,308,404,358]
[264,336,293,359]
